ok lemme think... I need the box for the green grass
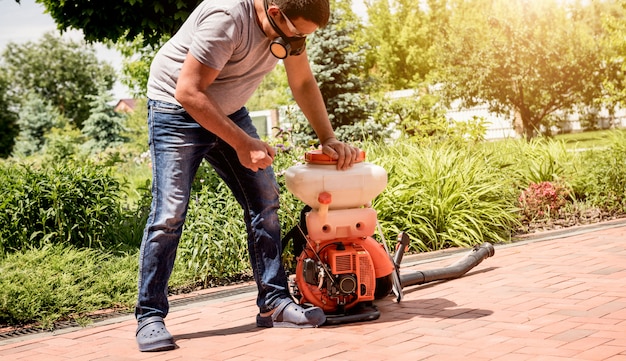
[0,245,137,328]
[551,129,625,150]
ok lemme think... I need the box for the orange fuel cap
[305,149,366,164]
[318,192,332,204]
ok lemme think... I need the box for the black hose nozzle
[400,242,495,288]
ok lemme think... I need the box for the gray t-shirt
[147,0,279,115]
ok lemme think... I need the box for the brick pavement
[1,220,625,361]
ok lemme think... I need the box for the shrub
[368,141,519,252]
[518,181,570,219]
[172,166,251,287]
[2,131,625,328]
[572,132,626,212]
[0,161,127,255]
[486,138,575,187]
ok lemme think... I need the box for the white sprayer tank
[284,150,388,210]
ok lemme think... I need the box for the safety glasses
[278,9,305,38]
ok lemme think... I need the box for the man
[135,0,359,352]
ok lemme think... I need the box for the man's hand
[321,137,360,170]
[236,137,276,172]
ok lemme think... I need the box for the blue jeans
[135,100,289,321]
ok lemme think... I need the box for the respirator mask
[264,0,307,59]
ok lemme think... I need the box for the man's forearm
[291,79,336,143]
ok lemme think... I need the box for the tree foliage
[12,93,61,158]
[81,90,128,153]
[115,36,168,99]
[433,0,619,138]
[0,70,18,158]
[306,5,375,139]
[601,0,626,109]
[246,64,290,111]
[2,33,116,128]
[363,0,442,91]
[10,0,626,143]
[30,0,202,44]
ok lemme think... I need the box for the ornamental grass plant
[367,141,520,251]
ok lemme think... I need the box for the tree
[12,93,61,157]
[25,0,202,45]
[81,89,128,153]
[0,70,18,158]
[2,33,116,128]
[363,0,440,91]
[115,35,167,98]
[601,0,626,111]
[306,4,375,139]
[434,0,615,139]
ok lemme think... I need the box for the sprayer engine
[294,240,378,312]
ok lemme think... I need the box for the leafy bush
[518,181,570,219]
[172,165,250,287]
[373,92,488,145]
[572,132,626,212]
[2,131,625,328]
[43,123,84,162]
[374,92,450,142]
[485,138,576,187]
[0,161,128,254]
[335,119,394,142]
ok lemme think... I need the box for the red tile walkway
[1,220,625,360]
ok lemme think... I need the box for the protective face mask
[264,0,307,59]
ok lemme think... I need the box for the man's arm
[283,51,359,170]
[175,53,275,172]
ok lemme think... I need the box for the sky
[0,0,368,100]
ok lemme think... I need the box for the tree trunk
[520,109,537,140]
[522,121,537,140]
[514,108,537,140]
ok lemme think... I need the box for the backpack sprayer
[282,149,494,324]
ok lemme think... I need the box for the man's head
[262,0,329,58]
[272,0,330,28]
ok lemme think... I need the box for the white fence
[250,102,626,140]
[446,101,626,140]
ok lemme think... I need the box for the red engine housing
[293,236,394,313]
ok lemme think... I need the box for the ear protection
[263,0,307,59]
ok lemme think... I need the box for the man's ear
[266,5,280,17]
